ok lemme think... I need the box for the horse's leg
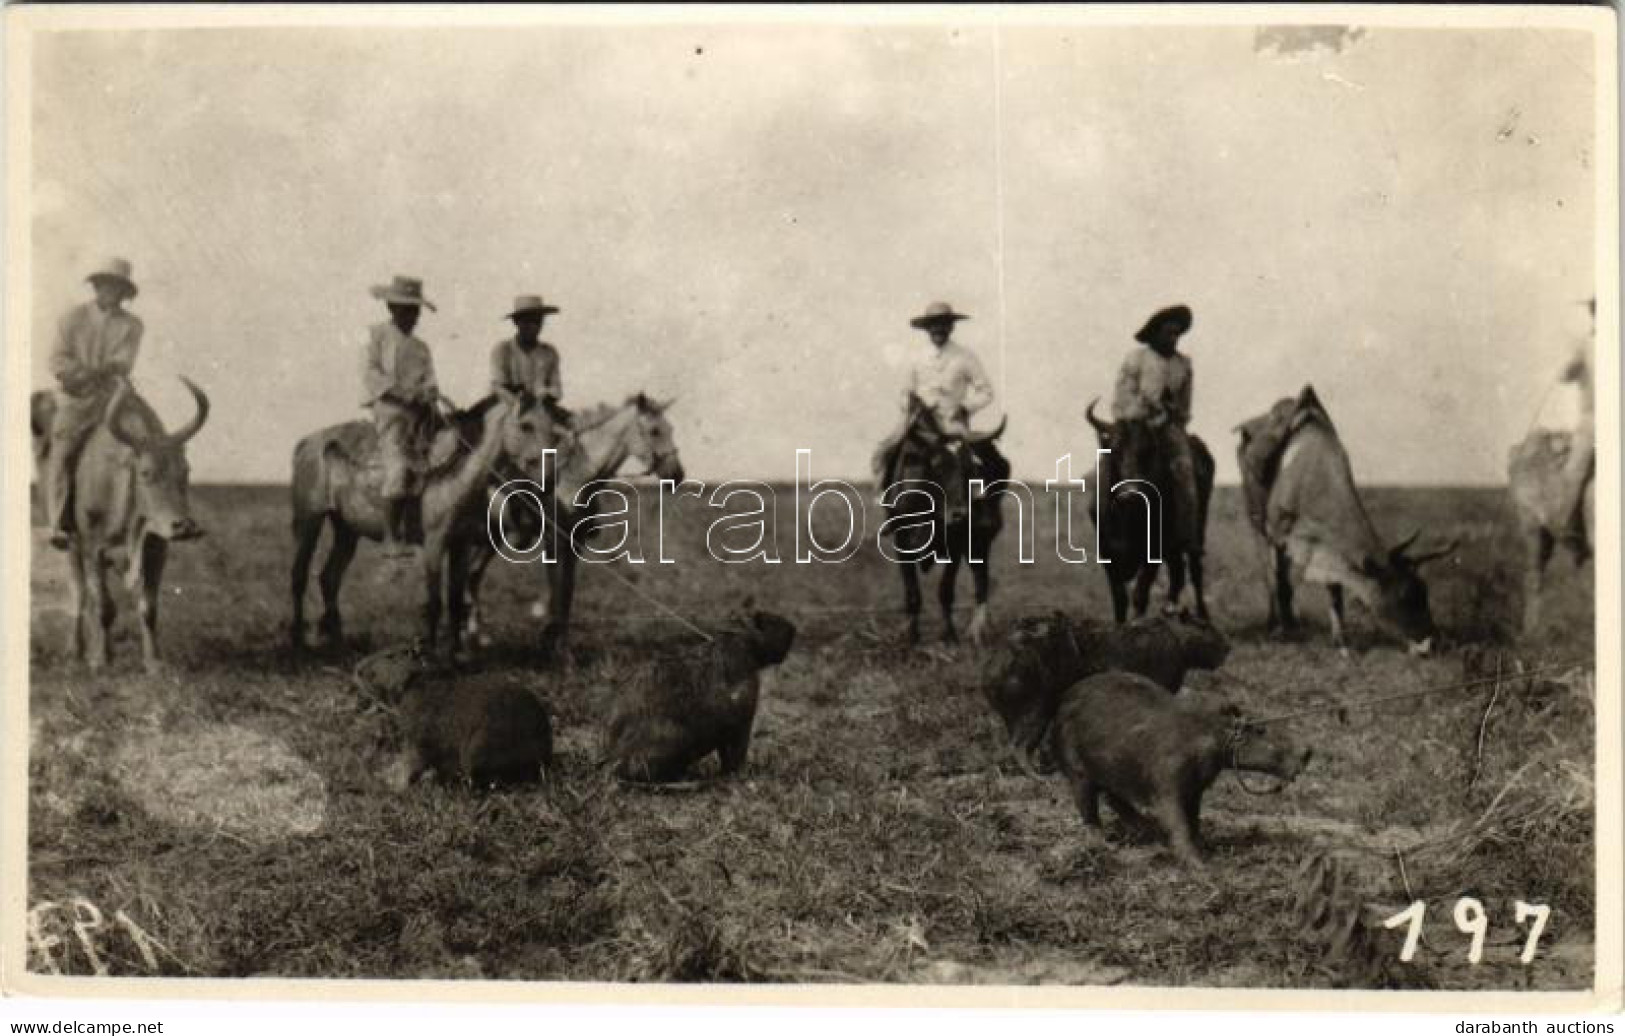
[1106,569,1129,625]
[966,553,992,645]
[421,539,445,654]
[136,536,168,673]
[317,523,359,647]
[82,547,111,671]
[1165,552,1188,614]
[289,514,324,652]
[541,547,577,661]
[463,541,496,648]
[1131,563,1157,619]
[938,551,960,644]
[900,559,922,645]
[1274,546,1298,632]
[1188,551,1210,622]
[1328,584,1349,657]
[445,538,472,663]
[68,540,87,663]
[1522,526,1555,636]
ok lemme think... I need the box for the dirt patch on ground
[112,724,327,843]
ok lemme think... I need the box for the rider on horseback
[872,301,995,510]
[491,294,574,447]
[1112,304,1200,546]
[43,259,145,551]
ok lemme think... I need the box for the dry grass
[26,484,1596,987]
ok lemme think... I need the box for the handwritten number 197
[1380,899,1550,964]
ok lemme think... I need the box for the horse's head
[106,379,209,542]
[1086,399,1158,484]
[628,392,685,482]
[490,389,560,483]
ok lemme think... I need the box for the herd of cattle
[28,370,1591,866]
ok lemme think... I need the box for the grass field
[25,482,1597,988]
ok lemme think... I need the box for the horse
[461,392,686,658]
[289,390,556,656]
[1084,400,1215,623]
[880,399,1009,645]
[30,379,210,672]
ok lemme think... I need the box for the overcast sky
[25,15,1602,485]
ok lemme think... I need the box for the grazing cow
[1508,429,1593,634]
[880,397,1009,645]
[461,393,686,659]
[30,380,210,671]
[979,611,1229,775]
[1236,386,1456,653]
[289,391,556,657]
[1084,401,1216,623]
[603,611,796,782]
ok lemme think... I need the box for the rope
[1248,659,1583,728]
[592,564,714,643]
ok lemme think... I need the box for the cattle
[1053,671,1311,867]
[31,380,210,672]
[1507,428,1592,634]
[1236,386,1456,654]
[880,397,1009,645]
[289,391,557,659]
[1084,401,1216,623]
[979,612,1229,775]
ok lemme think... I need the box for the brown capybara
[604,611,796,783]
[979,612,1229,775]
[387,676,553,789]
[1052,671,1310,866]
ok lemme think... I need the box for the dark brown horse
[1085,400,1215,623]
[881,400,1009,644]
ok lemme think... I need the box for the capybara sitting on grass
[1052,671,1310,866]
[387,676,553,789]
[980,612,1229,775]
[604,611,796,783]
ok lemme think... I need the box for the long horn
[1389,527,1423,557]
[656,395,678,412]
[105,384,143,449]
[1085,398,1111,436]
[1410,537,1460,566]
[165,377,210,446]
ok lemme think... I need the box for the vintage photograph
[6,4,1617,1001]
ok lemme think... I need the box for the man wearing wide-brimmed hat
[42,259,146,549]
[871,301,995,491]
[490,294,565,411]
[361,275,444,558]
[1112,303,1200,543]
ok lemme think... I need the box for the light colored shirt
[1112,346,1193,426]
[905,339,994,425]
[49,301,143,389]
[490,337,562,400]
[361,320,438,406]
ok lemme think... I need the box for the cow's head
[107,379,209,542]
[490,390,562,485]
[1365,529,1458,654]
[1085,400,1161,485]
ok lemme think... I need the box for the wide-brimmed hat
[86,258,138,299]
[1135,304,1192,344]
[910,302,970,329]
[506,294,560,321]
[369,275,436,311]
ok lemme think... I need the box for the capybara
[387,676,553,789]
[1052,671,1310,866]
[604,610,796,783]
[979,612,1229,774]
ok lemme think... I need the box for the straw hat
[910,302,970,329]
[86,258,138,299]
[369,275,436,311]
[505,294,561,320]
[1135,304,1192,344]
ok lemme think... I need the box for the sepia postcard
[2,3,1619,1014]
